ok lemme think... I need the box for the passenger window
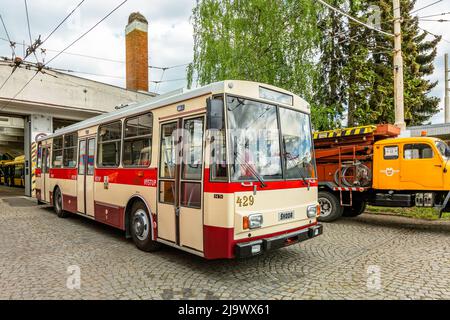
[404,144,434,160]
[98,121,122,167]
[384,146,398,160]
[63,133,78,168]
[182,117,204,180]
[123,113,152,167]
[87,138,95,175]
[78,140,86,175]
[52,136,63,168]
[36,144,42,169]
[160,122,177,178]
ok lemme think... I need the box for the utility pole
[393,0,405,130]
[445,53,450,123]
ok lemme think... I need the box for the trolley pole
[445,53,450,123]
[393,0,405,130]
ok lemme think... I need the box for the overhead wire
[0,0,129,111]
[0,14,15,58]
[316,0,394,37]
[411,0,443,15]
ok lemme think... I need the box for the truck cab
[314,124,450,222]
[373,137,450,191]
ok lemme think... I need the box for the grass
[366,205,450,221]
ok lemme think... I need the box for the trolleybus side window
[98,121,122,167]
[159,122,177,204]
[52,137,63,168]
[42,147,50,173]
[37,144,42,169]
[181,117,204,208]
[209,96,228,181]
[78,140,86,175]
[123,113,153,167]
[63,133,78,168]
[87,138,95,175]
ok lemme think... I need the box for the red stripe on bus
[94,168,158,187]
[203,222,318,259]
[49,168,78,180]
[203,169,318,193]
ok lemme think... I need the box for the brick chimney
[125,12,148,92]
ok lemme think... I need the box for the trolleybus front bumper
[234,224,323,258]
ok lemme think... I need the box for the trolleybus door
[77,137,95,216]
[42,146,50,202]
[157,116,205,252]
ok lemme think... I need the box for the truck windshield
[435,140,449,158]
[226,95,315,181]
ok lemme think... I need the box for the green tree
[314,0,348,129]
[355,0,441,125]
[187,0,322,125]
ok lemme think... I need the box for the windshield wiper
[283,149,311,190]
[233,146,267,188]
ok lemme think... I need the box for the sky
[0,0,449,124]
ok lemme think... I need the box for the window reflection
[279,108,315,179]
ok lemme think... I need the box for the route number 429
[236,195,255,207]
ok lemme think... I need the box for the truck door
[400,142,443,189]
[374,144,401,190]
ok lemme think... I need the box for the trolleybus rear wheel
[130,201,161,252]
[318,191,343,222]
[54,187,69,218]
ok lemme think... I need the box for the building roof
[407,123,450,137]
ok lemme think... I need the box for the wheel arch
[124,195,154,240]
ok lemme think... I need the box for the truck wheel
[130,201,161,252]
[343,200,367,217]
[318,191,344,222]
[54,187,69,218]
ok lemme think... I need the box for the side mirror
[206,98,224,130]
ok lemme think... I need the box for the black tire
[343,200,367,217]
[53,187,69,218]
[130,201,161,252]
[318,191,344,222]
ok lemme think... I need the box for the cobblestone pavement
[0,191,449,300]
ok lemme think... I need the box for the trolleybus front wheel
[318,191,343,222]
[130,201,161,252]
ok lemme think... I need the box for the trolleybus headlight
[307,205,317,218]
[244,214,263,230]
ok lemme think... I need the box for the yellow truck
[314,124,450,221]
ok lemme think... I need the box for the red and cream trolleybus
[35,80,322,259]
